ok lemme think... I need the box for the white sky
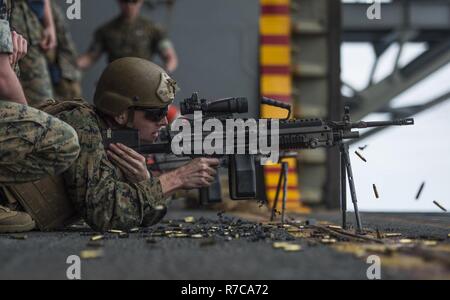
[341,43,450,212]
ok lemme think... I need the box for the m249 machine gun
[104,93,414,232]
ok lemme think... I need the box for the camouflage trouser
[11,0,53,105]
[0,100,80,184]
[18,46,54,106]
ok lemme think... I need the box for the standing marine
[0,0,81,233]
[78,0,178,73]
[10,0,56,105]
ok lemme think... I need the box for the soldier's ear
[114,111,129,125]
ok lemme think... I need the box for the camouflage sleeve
[150,23,173,55]
[0,100,80,184]
[0,20,12,54]
[158,39,174,54]
[57,107,168,232]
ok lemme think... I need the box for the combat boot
[0,205,35,233]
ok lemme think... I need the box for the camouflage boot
[0,205,35,233]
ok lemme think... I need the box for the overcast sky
[342,43,450,212]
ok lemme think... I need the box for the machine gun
[104,93,414,232]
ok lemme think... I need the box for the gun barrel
[352,118,414,129]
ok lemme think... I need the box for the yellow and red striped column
[260,0,309,213]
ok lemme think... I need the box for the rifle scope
[180,93,248,115]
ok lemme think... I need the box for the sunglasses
[135,106,169,122]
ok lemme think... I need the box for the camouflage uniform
[0,101,80,184]
[10,0,53,105]
[47,3,81,100]
[89,16,173,63]
[55,104,168,232]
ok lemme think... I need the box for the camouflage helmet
[94,57,179,116]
